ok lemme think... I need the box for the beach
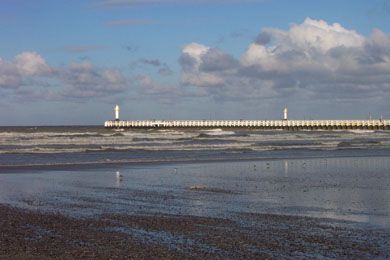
[0,127,390,258]
[1,203,389,258]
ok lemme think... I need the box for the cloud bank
[0,52,51,89]
[0,53,128,101]
[180,18,390,101]
[59,61,128,98]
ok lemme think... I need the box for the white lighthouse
[283,107,288,120]
[114,105,120,121]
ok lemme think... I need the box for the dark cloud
[179,53,197,72]
[254,31,271,45]
[58,62,128,98]
[140,59,162,67]
[199,48,239,72]
[122,44,139,53]
[137,58,173,76]
[158,65,173,76]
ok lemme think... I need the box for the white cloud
[180,43,226,87]
[0,52,50,89]
[14,52,50,76]
[182,43,210,61]
[287,18,364,52]
[179,18,390,101]
[242,18,366,70]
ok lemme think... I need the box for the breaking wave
[0,126,390,167]
[199,129,236,136]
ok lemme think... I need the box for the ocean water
[1,126,390,169]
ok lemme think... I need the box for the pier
[105,119,390,130]
[105,105,390,130]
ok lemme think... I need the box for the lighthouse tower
[114,105,120,121]
[283,107,288,120]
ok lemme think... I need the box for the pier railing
[104,119,390,130]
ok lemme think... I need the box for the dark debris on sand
[0,205,389,259]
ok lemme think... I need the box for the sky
[0,0,390,125]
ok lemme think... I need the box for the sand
[1,205,389,259]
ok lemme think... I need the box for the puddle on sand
[0,156,389,227]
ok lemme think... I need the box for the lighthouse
[283,107,288,120]
[114,105,120,121]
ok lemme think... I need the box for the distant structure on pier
[105,105,390,130]
[283,107,288,120]
[114,105,120,121]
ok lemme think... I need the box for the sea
[1,126,390,168]
[0,126,390,227]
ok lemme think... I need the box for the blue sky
[0,0,390,125]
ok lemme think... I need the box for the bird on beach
[301,162,307,168]
[266,162,270,169]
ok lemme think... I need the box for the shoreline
[1,149,390,173]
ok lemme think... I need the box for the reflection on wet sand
[0,156,389,227]
[284,160,288,176]
[116,171,122,187]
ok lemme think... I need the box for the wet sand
[1,157,390,258]
[1,204,389,259]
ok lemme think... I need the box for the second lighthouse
[115,105,120,121]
